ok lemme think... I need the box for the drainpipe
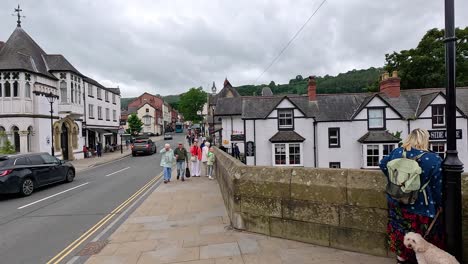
[313,118,317,167]
[407,119,410,135]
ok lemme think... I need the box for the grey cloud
[0,0,466,97]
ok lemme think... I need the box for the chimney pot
[379,71,401,98]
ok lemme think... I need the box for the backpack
[385,150,430,205]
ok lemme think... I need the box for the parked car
[164,132,173,140]
[0,153,75,196]
[131,139,156,156]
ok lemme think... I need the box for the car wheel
[65,169,75,183]
[20,178,34,196]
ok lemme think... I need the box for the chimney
[379,70,400,98]
[308,76,317,101]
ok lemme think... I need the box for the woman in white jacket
[201,142,210,176]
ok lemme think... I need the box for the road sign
[118,128,125,135]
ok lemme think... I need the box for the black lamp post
[443,0,463,261]
[33,91,59,156]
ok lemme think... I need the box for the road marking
[47,173,163,264]
[105,167,130,177]
[17,182,90,210]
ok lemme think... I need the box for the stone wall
[214,148,468,260]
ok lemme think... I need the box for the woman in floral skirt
[379,128,445,264]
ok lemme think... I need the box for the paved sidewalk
[85,175,394,264]
[71,149,132,172]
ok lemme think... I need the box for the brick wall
[214,148,468,260]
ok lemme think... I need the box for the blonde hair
[402,128,429,151]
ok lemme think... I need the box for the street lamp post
[33,91,59,156]
[443,0,463,261]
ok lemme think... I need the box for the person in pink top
[190,139,202,177]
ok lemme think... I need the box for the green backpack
[385,150,430,205]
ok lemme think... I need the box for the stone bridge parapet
[214,148,468,260]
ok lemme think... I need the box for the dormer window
[278,109,293,130]
[432,105,445,127]
[368,108,385,130]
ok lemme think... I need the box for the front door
[61,124,69,160]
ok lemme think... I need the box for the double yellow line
[47,173,162,264]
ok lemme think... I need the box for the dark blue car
[0,153,75,196]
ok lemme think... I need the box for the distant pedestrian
[160,143,175,184]
[96,142,102,157]
[233,143,240,159]
[190,140,202,177]
[379,128,444,264]
[186,134,191,146]
[174,142,188,181]
[201,142,210,176]
[83,145,88,158]
[125,139,130,150]
[190,134,195,145]
[207,146,215,180]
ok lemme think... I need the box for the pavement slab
[85,172,395,264]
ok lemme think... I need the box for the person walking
[190,140,202,177]
[207,146,215,180]
[96,142,102,158]
[233,143,240,160]
[174,142,188,181]
[201,142,210,176]
[160,143,175,184]
[379,128,444,264]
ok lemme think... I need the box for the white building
[83,77,121,149]
[0,21,119,160]
[215,73,468,169]
[162,102,171,132]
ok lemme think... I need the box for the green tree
[0,132,15,154]
[384,27,468,89]
[178,87,207,122]
[126,114,143,136]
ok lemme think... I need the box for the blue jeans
[163,167,172,181]
[176,161,186,179]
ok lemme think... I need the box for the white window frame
[278,109,294,129]
[105,108,110,121]
[271,143,303,166]
[368,108,385,129]
[105,91,109,102]
[88,104,94,118]
[432,105,445,127]
[88,84,93,96]
[113,110,117,121]
[362,143,397,169]
[112,94,116,104]
[98,106,102,119]
[430,141,446,159]
[97,88,102,99]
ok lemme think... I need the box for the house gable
[418,93,463,118]
[353,95,401,120]
[267,97,306,118]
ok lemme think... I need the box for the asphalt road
[0,134,183,264]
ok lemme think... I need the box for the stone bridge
[213,148,468,261]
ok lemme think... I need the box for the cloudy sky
[1,0,467,97]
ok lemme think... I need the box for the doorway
[61,123,69,160]
[12,126,20,153]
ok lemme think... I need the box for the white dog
[404,232,459,264]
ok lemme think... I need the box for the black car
[0,153,75,196]
[131,139,157,156]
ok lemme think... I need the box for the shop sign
[428,129,462,140]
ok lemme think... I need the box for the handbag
[190,156,197,162]
[185,167,191,178]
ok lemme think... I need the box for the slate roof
[44,54,82,76]
[358,131,401,143]
[215,87,468,122]
[107,88,121,95]
[0,27,56,79]
[210,79,240,106]
[269,131,306,143]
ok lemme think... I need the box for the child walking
[207,147,215,180]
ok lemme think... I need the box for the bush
[0,139,16,154]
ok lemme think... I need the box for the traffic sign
[118,128,125,135]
